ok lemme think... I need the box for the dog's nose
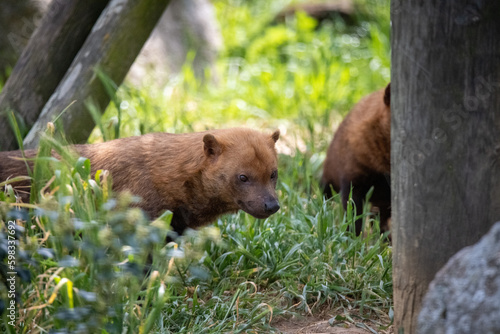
[264,199,280,214]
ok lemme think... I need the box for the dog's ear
[268,129,280,149]
[270,129,280,143]
[203,134,222,158]
[384,83,391,107]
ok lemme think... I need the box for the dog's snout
[264,199,280,214]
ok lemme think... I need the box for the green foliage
[89,0,390,142]
[1,0,391,332]
[0,131,177,333]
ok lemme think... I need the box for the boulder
[126,0,222,86]
[417,221,500,334]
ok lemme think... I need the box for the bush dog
[0,128,281,235]
[321,84,391,235]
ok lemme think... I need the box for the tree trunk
[23,0,172,148]
[391,1,500,333]
[0,0,42,79]
[0,0,109,151]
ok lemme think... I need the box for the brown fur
[321,84,391,235]
[0,128,281,235]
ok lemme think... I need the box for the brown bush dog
[321,84,391,235]
[0,128,281,236]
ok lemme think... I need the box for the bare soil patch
[272,311,393,334]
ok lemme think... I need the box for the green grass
[1,0,391,332]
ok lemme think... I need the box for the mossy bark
[0,0,109,151]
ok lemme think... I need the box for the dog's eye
[239,175,248,182]
[271,170,278,180]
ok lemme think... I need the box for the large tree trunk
[0,0,109,151]
[23,0,171,148]
[391,1,500,333]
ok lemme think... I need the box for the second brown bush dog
[321,84,391,235]
[0,128,281,236]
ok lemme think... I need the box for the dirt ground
[272,313,394,334]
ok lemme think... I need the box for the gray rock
[417,221,500,334]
